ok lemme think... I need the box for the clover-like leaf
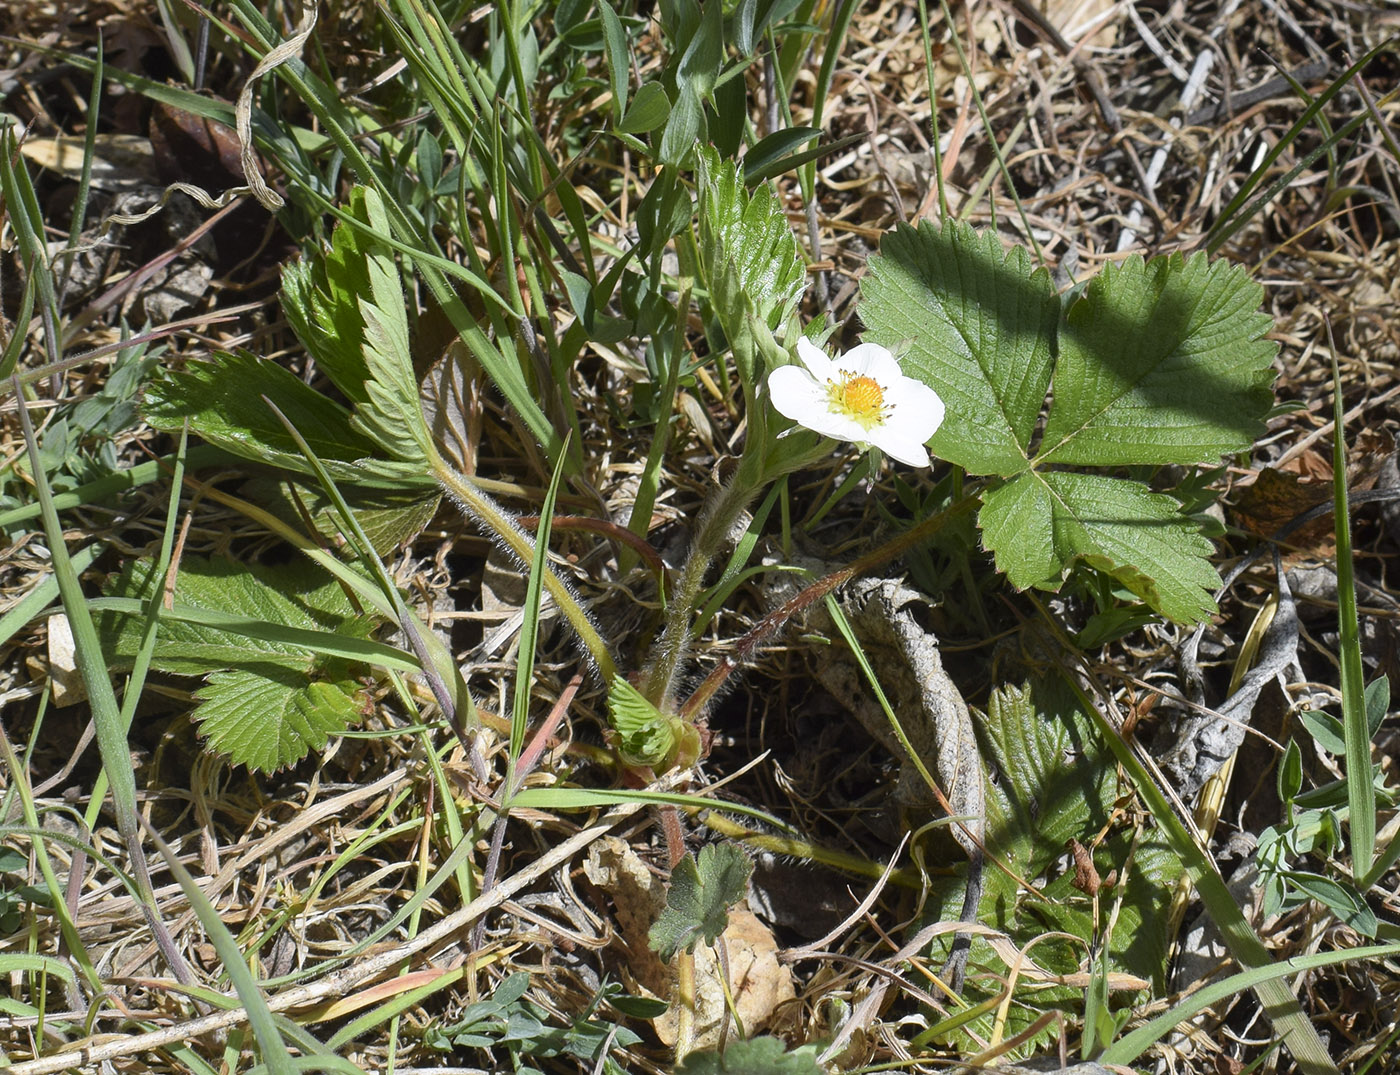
[648,844,752,961]
[859,223,1278,624]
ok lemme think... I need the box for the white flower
[767,337,945,468]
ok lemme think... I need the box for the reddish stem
[678,496,978,720]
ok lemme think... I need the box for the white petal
[883,379,946,440]
[767,364,824,421]
[770,363,868,441]
[795,337,836,380]
[835,342,902,385]
[870,423,932,466]
[784,399,872,443]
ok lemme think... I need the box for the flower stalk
[433,454,618,684]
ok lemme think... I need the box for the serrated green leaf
[861,220,1059,476]
[99,556,372,672]
[607,675,678,766]
[1039,252,1277,466]
[193,668,362,772]
[648,844,752,961]
[930,675,1177,1055]
[239,476,439,555]
[978,473,1057,587]
[96,556,375,770]
[279,187,433,469]
[348,188,435,465]
[980,472,1221,623]
[142,351,434,491]
[860,226,1277,625]
[678,1038,824,1075]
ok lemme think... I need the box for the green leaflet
[282,186,434,467]
[192,669,363,774]
[97,556,377,771]
[860,220,1279,624]
[647,843,752,962]
[142,350,432,490]
[981,472,1222,624]
[862,221,1059,477]
[1040,252,1277,466]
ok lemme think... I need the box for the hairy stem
[434,458,617,683]
[679,493,979,719]
[641,471,761,709]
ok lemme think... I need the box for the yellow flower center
[829,373,887,430]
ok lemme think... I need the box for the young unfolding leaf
[695,148,805,390]
[648,844,752,961]
[282,186,434,468]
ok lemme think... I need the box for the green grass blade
[82,425,190,850]
[511,442,569,768]
[1051,663,1339,1074]
[139,820,300,1075]
[1102,942,1400,1066]
[0,722,102,999]
[11,373,195,986]
[1330,347,1377,876]
[1205,42,1395,255]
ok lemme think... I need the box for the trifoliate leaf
[677,1038,824,1075]
[648,844,752,961]
[859,224,1278,625]
[1038,251,1277,466]
[980,472,1222,624]
[862,220,1059,477]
